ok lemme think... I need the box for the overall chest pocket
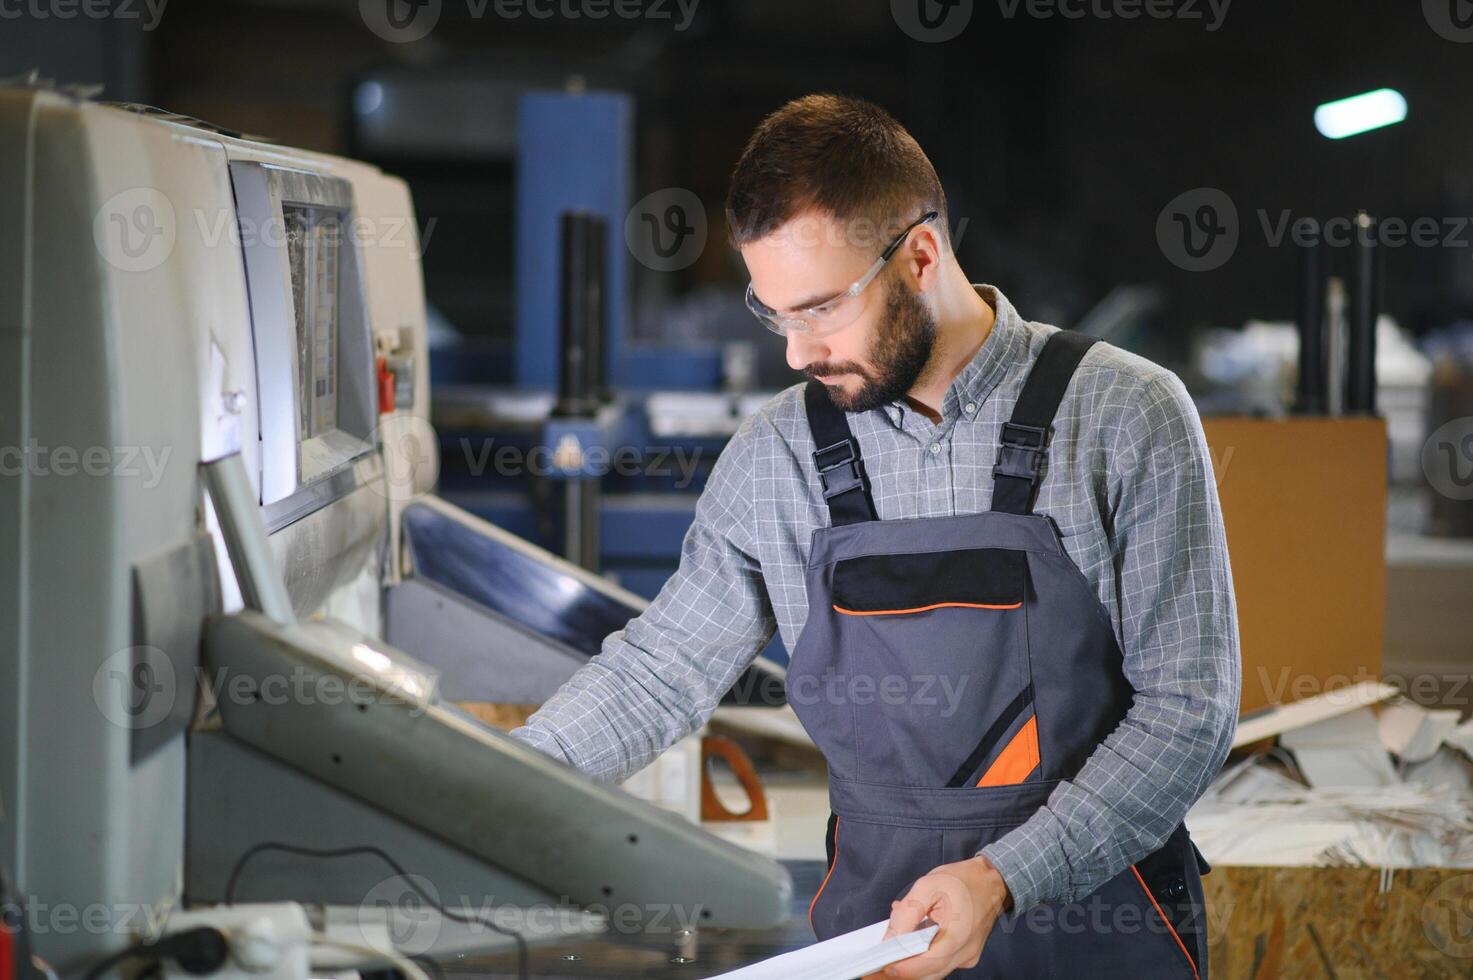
[830,546,1025,615]
[826,547,1036,787]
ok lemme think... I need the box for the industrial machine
[0,83,791,977]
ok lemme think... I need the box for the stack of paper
[702,921,938,980]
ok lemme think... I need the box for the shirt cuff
[977,815,1072,914]
[507,723,575,768]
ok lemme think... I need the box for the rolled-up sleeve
[979,371,1241,912]
[510,417,777,784]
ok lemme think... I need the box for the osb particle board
[1201,418,1388,718]
[1201,865,1473,978]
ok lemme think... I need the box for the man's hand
[861,854,1012,980]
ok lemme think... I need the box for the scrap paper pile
[1189,684,1473,869]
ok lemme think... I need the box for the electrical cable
[409,953,447,980]
[79,945,138,980]
[223,842,528,980]
[80,928,229,980]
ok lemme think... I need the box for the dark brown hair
[725,93,948,249]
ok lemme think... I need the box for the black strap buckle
[995,422,1049,481]
[814,439,865,500]
[1001,422,1048,449]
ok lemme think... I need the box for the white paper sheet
[701,921,939,980]
[1447,718,1473,760]
[1280,707,1398,788]
[1232,680,1397,747]
[1378,700,1463,763]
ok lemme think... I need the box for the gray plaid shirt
[512,285,1241,913]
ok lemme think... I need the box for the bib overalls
[789,331,1211,979]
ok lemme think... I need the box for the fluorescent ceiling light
[1314,88,1407,140]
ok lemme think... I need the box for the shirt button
[929,443,941,455]
[964,402,977,415]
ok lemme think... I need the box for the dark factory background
[6,1,1466,362]
[5,0,1472,596]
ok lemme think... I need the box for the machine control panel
[230,162,378,525]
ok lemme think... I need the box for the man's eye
[811,302,839,317]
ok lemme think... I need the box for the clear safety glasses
[744,211,938,338]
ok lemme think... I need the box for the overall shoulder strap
[991,330,1100,516]
[804,380,878,526]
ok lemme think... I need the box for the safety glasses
[745,211,938,338]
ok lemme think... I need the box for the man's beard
[805,276,938,413]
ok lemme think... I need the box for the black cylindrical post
[583,214,607,403]
[1294,239,1327,415]
[554,211,606,571]
[1346,211,1380,414]
[557,211,605,417]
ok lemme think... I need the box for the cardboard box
[1201,417,1388,717]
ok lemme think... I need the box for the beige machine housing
[0,86,790,974]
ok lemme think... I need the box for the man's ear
[902,222,945,290]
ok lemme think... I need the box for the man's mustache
[805,363,866,382]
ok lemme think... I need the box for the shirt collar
[880,283,1023,427]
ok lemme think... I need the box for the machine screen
[283,203,342,440]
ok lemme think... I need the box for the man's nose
[786,329,828,372]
